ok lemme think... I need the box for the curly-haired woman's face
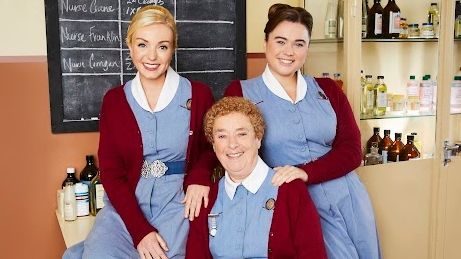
[264,21,309,79]
[212,112,261,182]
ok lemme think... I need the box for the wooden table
[56,211,95,247]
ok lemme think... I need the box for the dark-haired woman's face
[264,21,309,79]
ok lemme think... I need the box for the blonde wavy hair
[126,5,177,48]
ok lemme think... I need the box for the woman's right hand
[137,231,169,259]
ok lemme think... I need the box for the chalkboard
[45,0,246,133]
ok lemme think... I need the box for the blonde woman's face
[264,21,309,79]
[128,23,174,85]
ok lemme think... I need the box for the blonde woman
[63,5,215,259]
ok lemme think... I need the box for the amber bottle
[388,133,405,162]
[382,0,401,38]
[366,127,383,154]
[400,135,420,161]
[378,129,393,154]
[367,0,384,38]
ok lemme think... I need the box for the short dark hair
[264,4,313,41]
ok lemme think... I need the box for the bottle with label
[451,76,461,113]
[362,0,369,38]
[456,0,461,18]
[455,15,461,38]
[378,129,394,154]
[361,70,367,114]
[334,73,344,91]
[366,127,383,154]
[388,133,405,162]
[325,0,338,39]
[406,75,420,114]
[374,75,388,116]
[399,17,409,38]
[367,0,384,38]
[64,182,77,221]
[337,0,345,39]
[364,75,375,116]
[420,75,434,113]
[428,2,440,38]
[382,0,400,38]
[74,183,89,217]
[62,167,79,188]
[80,155,98,187]
[364,142,383,166]
[90,170,105,216]
[400,135,421,161]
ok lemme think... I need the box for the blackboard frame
[44,0,246,133]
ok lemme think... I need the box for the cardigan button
[268,248,272,253]
[269,232,274,237]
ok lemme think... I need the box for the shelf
[450,112,461,115]
[310,38,343,43]
[360,112,436,120]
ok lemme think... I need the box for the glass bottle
[364,142,383,166]
[388,133,405,162]
[80,155,99,187]
[337,0,345,38]
[378,129,394,154]
[374,75,388,116]
[90,170,105,216]
[382,0,401,38]
[420,75,434,114]
[62,167,79,188]
[428,2,440,38]
[406,75,420,114]
[456,0,461,19]
[366,127,383,154]
[334,73,344,91]
[399,17,409,39]
[455,15,461,38]
[400,135,421,161]
[410,132,423,154]
[322,72,331,78]
[451,76,461,113]
[361,70,367,114]
[362,0,369,38]
[367,0,384,38]
[325,0,337,39]
[64,182,77,221]
[364,75,375,116]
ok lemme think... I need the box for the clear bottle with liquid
[410,132,423,154]
[361,71,367,114]
[337,0,345,39]
[406,75,420,114]
[428,2,440,38]
[64,182,77,221]
[364,75,375,116]
[382,0,401,38]
[374,75,388,116]
[451,76,461,113]
[420,75,434,114]
[325,0,338,39]
[90,170,105,216]
[362,0,369,38]
[367,0,384,38]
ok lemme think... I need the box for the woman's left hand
[272,165,308,187]
[182,184,210,221]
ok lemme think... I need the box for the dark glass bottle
[382,0,401,38]
[378,129,393,154]
[80,155,98,186]
[400,135,421,161]
[62,167,79,188]
[456,1,461,19]
[90,170,104,216]
[388,133,405,162]
[366,127,383,154]
[367,0,384,38]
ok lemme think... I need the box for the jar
[408,24,420,38]
[399,18,409,39]
[421,23,435,38]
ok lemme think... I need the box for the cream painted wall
[0,0,47,56]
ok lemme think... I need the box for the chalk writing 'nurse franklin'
[61,0,116,14]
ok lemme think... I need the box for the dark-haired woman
[225,4,381,259]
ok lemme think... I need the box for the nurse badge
[265,198,276,210]
[208,213,220,237]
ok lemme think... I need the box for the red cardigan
[224,78,362,184]
[98,81,216,247]
[186,179,327,259]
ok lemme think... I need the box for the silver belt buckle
[141,160,168,178]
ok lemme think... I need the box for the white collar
[261,65,307,104]
[224,156,269,200]
[131,67,180,113]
